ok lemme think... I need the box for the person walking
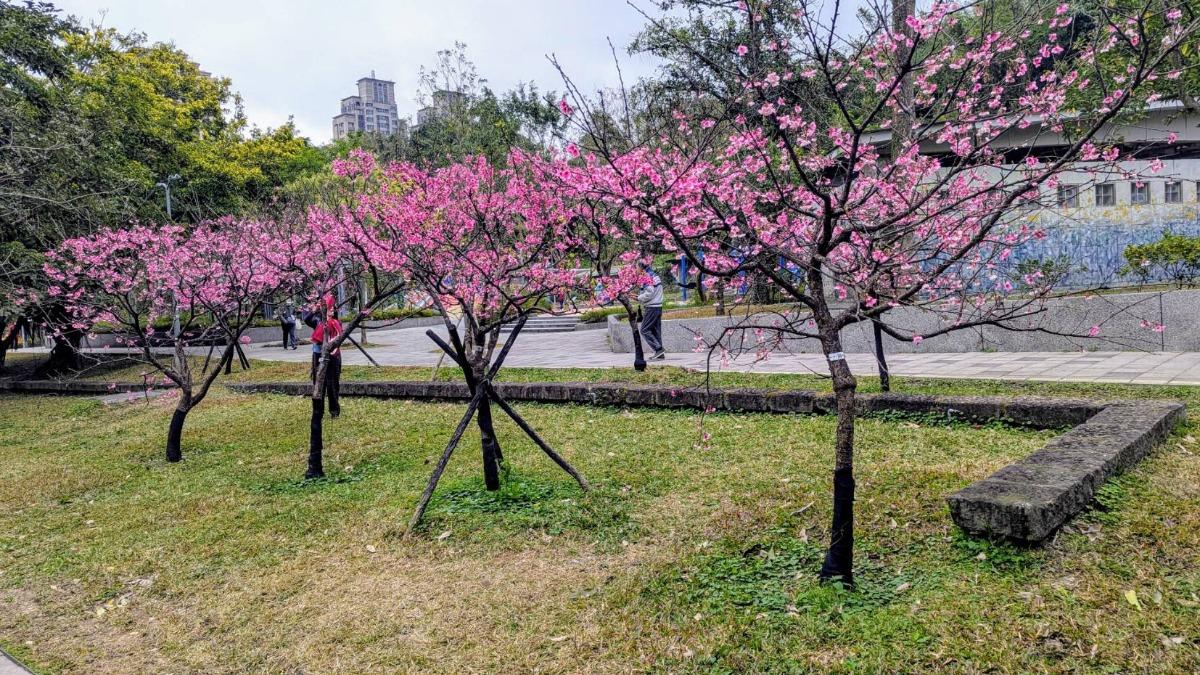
[637,265,665,360]
[305,296,343,418]
[279,301,298,350]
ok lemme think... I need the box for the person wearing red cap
[306,295,343,418]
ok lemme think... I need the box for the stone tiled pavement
[0,651,31,675]
[241,324,1200,386]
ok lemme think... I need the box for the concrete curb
[946,400,1186,541]
[0,380,173,395]
[0,649,32,675]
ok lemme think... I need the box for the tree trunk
[307,398,325,479]
[873,320,891,392]
[818,334,858,587]
[166,404,189,463]
[307,355,330,480]
[0,317,21,369]
[476,383,503,490]
[619,299,646,372]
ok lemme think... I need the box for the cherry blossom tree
[299,150,422,480]
[43,218,307,462]
[567,0,1198,585]
[310,150,591,524]
[534,153,656,370]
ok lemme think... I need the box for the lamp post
[156,174,181,336]
[155,174,180,220]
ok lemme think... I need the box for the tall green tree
[1,2,327,372]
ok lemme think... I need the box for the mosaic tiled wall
[1015,205,1200,287]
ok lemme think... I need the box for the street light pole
[156,174,181,336]
[155,173,180,220]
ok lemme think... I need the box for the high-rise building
[331,74,408,140]
[416,89,468,127]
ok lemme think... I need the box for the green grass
[0,359,1198,672]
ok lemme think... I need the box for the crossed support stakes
[406,316,590,533]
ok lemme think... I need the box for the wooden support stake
[344,333,379,367]
[406,387,486,533]
[486,382,590,491]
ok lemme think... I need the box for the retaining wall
[609,289,1200,354]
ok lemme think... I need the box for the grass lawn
[0,360,1198,672]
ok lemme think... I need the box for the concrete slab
[0,651,32,675]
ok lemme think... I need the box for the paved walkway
[240,324,1200,386]
[0,651,31,675]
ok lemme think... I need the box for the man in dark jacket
[279,301,298,350]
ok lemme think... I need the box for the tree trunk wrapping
[818,466,855,587]
[166,406,187,463]
[477,391,502,490]
[307,397,325,479]
[873,320,891,392]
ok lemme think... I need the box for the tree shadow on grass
[415,470,636,544]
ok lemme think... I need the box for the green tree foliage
[1123,230,1200,286]
[0,1,326,371]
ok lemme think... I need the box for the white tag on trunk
[828,351,846,362]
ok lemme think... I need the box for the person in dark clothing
[307,296,343,418]
[637,267,665,359]
[279,301,298,349]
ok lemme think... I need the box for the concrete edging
[224,379,1184,543]
[946,400,1185,541]
[0,380,171,394]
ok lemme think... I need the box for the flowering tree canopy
[309,149,592,504]
[534,154,655,368]
[43,217,307,461]
[564,0,1199,584]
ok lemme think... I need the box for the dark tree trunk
[0,319,9,370]
[0,317,21,369]
[818,335,858,587]
[477,387,503,490]
[307,398,325,479]
[166,405,189,463]
[307,353,330,480]
[619,299,646,372]
[873,320,891,392]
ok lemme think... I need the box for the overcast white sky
[51,0,663,144]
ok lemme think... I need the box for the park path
[0,651,31,675]
[242,324,1200,386]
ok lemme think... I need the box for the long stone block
[947,401,1185,542]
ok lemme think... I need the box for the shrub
[1123,231,1200,287]
[367,307,437,320]
[579,306,630,323]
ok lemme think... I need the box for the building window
[1130,182,1150,204]
[1165,181,1183,204]
[1094,183,1115,207]
[1057,184,1079,208]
